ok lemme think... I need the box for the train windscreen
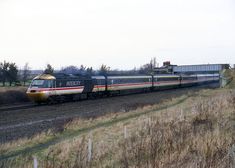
[30,80,54,88]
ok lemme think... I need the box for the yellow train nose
[26,91,48,102]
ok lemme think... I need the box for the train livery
[26,73,219,103]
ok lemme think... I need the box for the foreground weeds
[1,89,235,168]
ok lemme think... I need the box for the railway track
[0,103,36,112]
[0,92,146,113]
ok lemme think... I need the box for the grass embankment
[223,69,235,88]
[0,88,234,168]
[0,87,29,105]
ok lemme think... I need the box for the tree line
[0,57,157,86]
[0,61,31,86]
[0,61,18,86]
[45,61,156,76]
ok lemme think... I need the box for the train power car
[27,73,94,103]
[26,73,220,104]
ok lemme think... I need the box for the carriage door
[83,79,94,93]
[48,80,56,96]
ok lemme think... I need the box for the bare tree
[139,57,156,75]
[22,63,31,86]
[44,64,54,74]
[0,62,3,85]
[60,65,79,74]
[86,67,93,75]
[150,57,156,70]
[8,63,18,86]
[2,61,10,86]
[79,65,87,75]
[99,64,110,75]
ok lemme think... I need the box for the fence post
[124,126,127,139]
[148,118,152,135]
[88,138,92,162]
[180,109,183,121]
[229,145,235,168]
[148,118,151,126]
[33,156,38,168]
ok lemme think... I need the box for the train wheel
[58,96,66,103]
[47,97,56,105]
[36,101,42,105]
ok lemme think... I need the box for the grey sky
[0,0,234,70]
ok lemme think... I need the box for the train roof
[33,74,56,80]
[53,73,92,80]
[33,73,92,80]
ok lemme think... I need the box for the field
[0,87,234,168]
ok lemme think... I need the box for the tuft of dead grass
[223,69,235,89]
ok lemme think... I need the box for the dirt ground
[0,83,219,143]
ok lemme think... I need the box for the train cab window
[31,80,54,88]
[47,80,54,88]
[31,80,44,87]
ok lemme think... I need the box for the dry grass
[1,88,235,168]
[0,87,27,92]
[0,132,52,156]
[0,87,29,105]
[223,69,235,89]
[116,90,235,168]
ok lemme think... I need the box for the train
[26,73,220,103]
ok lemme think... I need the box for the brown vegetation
[1,89,234,168]
[224,69,235,88]
[0,87,29,105]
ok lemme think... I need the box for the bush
[0,88,29,105]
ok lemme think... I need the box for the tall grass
[117,90,235,168]
[1,89,234,168]
[0,87,29,105]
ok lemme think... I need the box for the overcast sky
[0,0,234,70]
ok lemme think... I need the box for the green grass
[0,81,31,87]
